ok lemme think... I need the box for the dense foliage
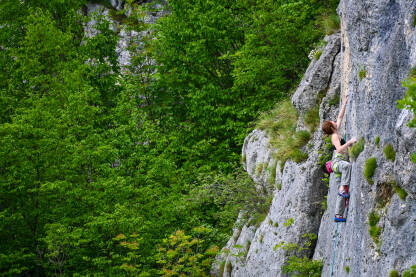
[0,0,338,275]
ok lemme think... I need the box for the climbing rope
[330,222,339,276]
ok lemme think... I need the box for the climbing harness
[331,153,346,178]
[324,135,347,175]
[330,222,339,276]
[325,160,333,173]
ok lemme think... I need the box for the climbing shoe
[338,191,350,199]
[334,215,346,222]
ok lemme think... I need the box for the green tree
[155,228,219,276]
[232,0,323,99]
[0,0,339,275]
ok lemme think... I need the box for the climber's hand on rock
[348,137,357,145]
[343,93,349,104]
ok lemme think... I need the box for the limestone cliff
[85,0,166,68]
[215,1,416,276]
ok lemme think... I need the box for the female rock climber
[321,93,356,222]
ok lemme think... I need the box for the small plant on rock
[349,137,365,160]
[389,269,399,277]
[304,105,320,132]
[267,161,278,187]
[398,69,416,128]
[329,94,340,106]
[283,218,294,227]
[314,49,323,60]
[234,226,243,241]
[249,212,267,228]
[309,40,327,61]
[321,13,340,35]
[368,210,381,246]
[375,136,380,148]
[364,157,377,184]
[368,211,380,226]
[256,163,264,176]
[375,180,394,208]
[245,240,251,258]
[393,184,408,201]
[359,68,367,80]
[402,264,416,277]
[383,144,396,161]
[411,152,416,164]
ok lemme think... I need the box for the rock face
[241,129,282,193]
[315,1,416,276]
[84,3,117,38]
[85,1,167,69]
[110,0,124,10]
[215,1,416,276]
[292,34,341,115]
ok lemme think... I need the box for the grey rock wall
[292,34,341,116]
[315,1,416,276]
[85,1,167,69]
[110,0,124,10]
[241,129,282,193]
[216,1,416,276]
[85,3,116,38]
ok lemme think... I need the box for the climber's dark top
[332,138,346,151]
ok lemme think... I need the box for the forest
[0,0,340,275]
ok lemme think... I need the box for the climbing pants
[333,160,351,216]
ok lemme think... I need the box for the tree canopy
[0,0,338,275]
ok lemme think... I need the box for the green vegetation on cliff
[258,100,311,168]
[364,157,377,184]
[399,67,416,127]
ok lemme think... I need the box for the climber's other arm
[332,135,357,153]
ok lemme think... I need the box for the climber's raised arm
[336,94,349,130]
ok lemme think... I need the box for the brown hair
[322,121,335,135]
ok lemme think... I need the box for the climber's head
[322,120,337,135]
